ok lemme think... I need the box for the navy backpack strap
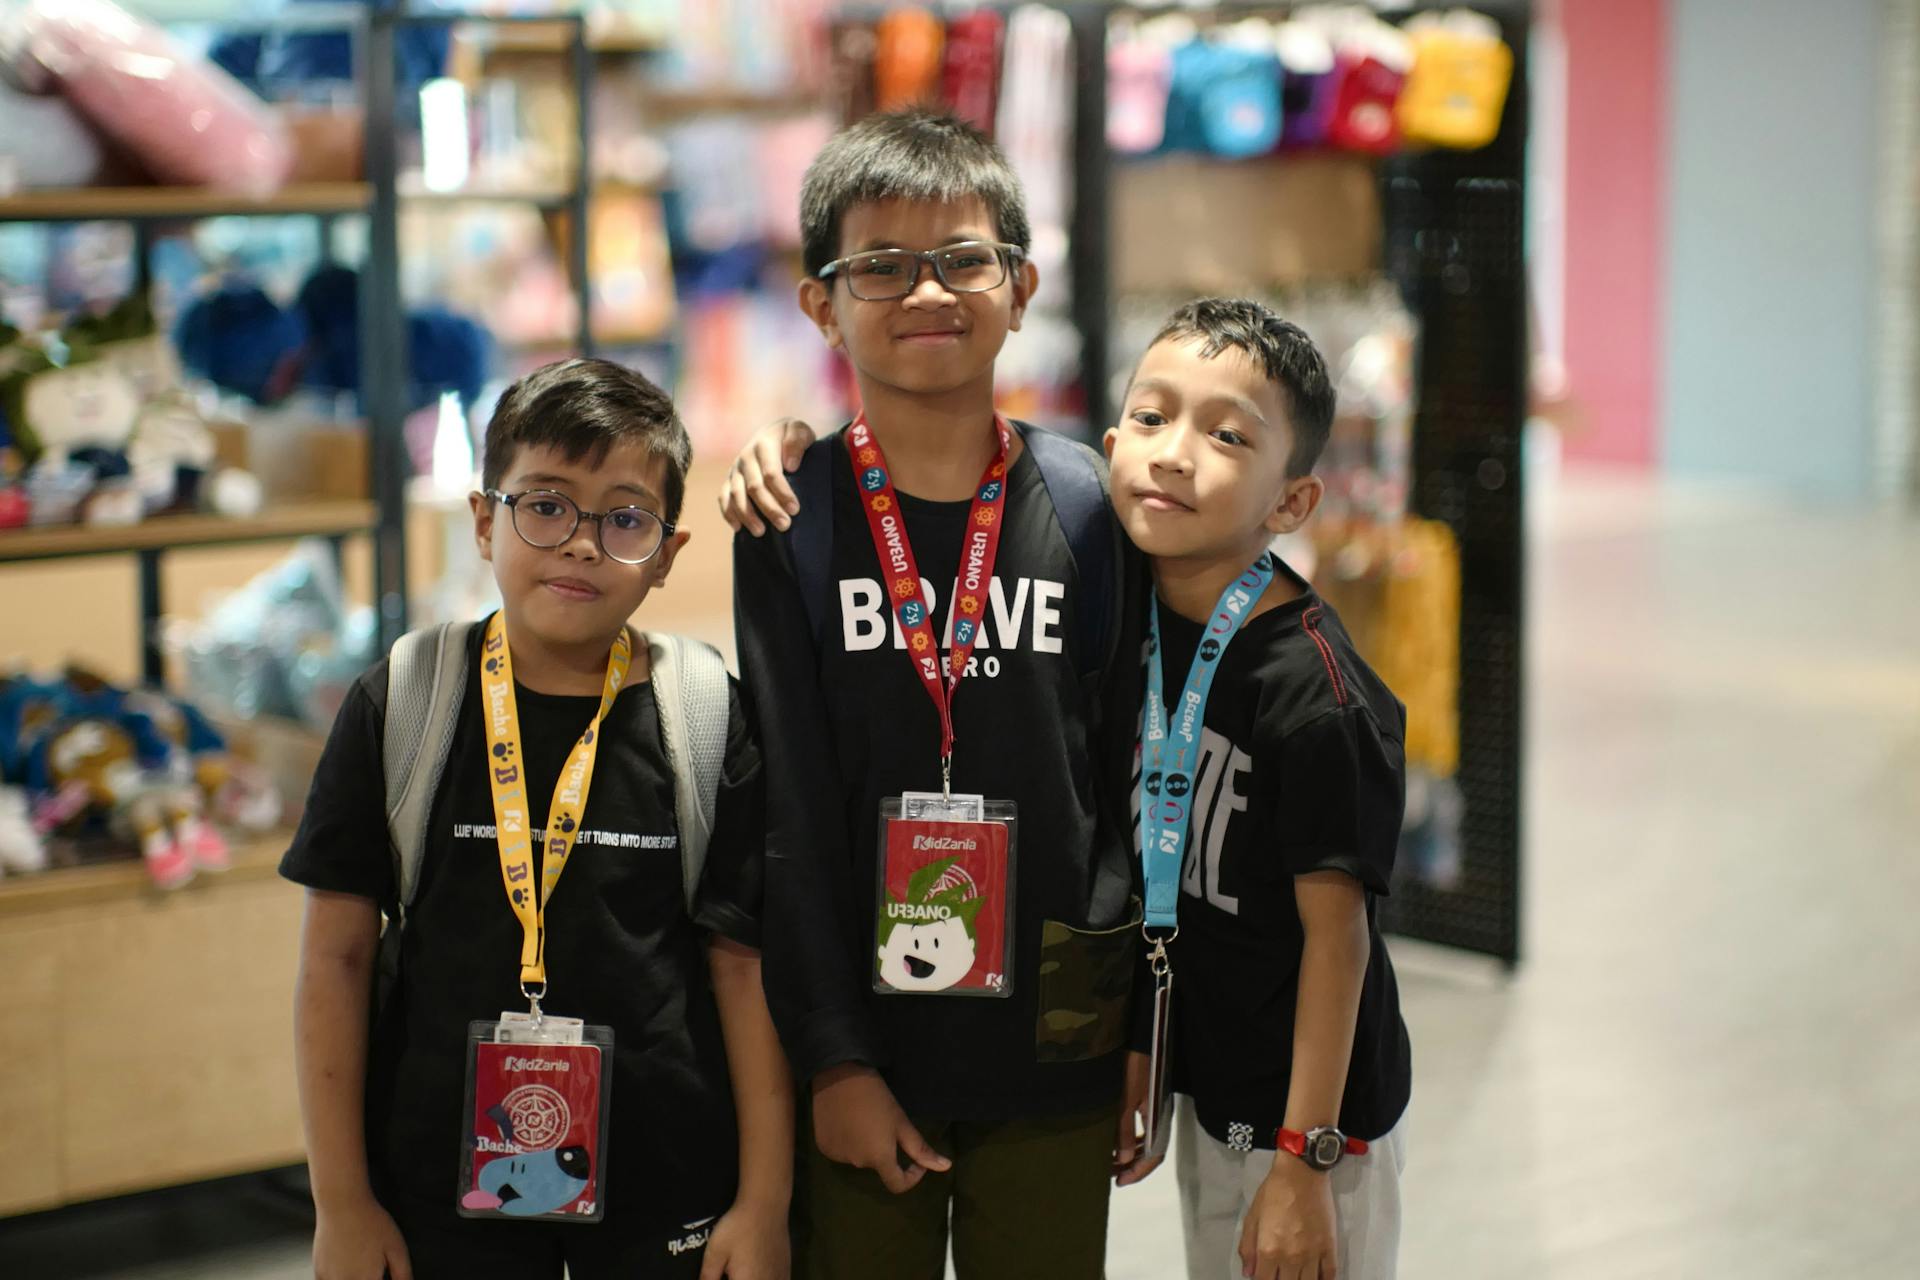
[1020,422,1118,680]
[785,435,838,649]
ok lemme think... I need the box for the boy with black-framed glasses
[729,108,1147,1279]
[282,358,793,1280]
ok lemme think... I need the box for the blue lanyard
[1139,554,1277,931]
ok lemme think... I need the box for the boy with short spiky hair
[730,109,1144,1279]
[1107,299,1412,1280]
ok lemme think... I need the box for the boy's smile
[1105,337,1323,573]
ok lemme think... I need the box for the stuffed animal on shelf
[0,785,49,878]
[4,670,240,889]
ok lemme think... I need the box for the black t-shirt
[1141,569,1412,1146]
[279,622,764,1228]
[732,426,1147,1122]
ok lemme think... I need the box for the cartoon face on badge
[465,1146,591,1217]
[878,854,984,992]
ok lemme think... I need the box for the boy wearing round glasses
[283,359,792,1279]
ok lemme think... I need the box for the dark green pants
[793,1104,1118,1280]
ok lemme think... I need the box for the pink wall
[1558,0,1667,466]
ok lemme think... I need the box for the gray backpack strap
[647,632,731,914]
[383,622,468,920]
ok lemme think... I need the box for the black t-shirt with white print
[279,621,764,1230]
[1141,565,1412,1148]
[733,426,1146,1123]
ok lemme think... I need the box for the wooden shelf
[0,829,290,921]
[471,20,667,55]
[642,87,827,117]
[0,182,372,224]
[0,499,375,564]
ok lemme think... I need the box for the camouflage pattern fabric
[1035,902,1140,1063]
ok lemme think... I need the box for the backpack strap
[647,632,731,914]
[787,434,838,649]
[1020,423,1120,680]
[382,621,468,921]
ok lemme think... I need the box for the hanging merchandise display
[942,9,1005,135]
[1106,19,1173,156]
[873,7,944,111]
[1396,9,1514,151]
[1196,20,1286,160]
[1323,12,1414,155]
[1276,16,1339,149]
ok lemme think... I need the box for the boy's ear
[797,277,843,350]
[469,490,496,564]
[1102,425,1118,460]
[1265,473,1325,536]
[1006,256,1040,333]
[644,528,693,586]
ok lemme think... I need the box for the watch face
[1310,1132,1343,1167]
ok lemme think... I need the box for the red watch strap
[1275,1127,1369,1156]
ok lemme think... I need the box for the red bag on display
[1326,49,1409,154]
[943,11,1005,135]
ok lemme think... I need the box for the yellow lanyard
[479,611,633,999]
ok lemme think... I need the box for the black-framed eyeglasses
[817,240,1024,301]
[484,488,674,565]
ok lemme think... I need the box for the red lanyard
[847,413,1011,773]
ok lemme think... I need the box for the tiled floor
[6,468,1917,1279]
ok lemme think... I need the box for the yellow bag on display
[1396,13,1513,150]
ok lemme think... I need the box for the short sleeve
[692,678,765,948]
[1273,708,1405,895]
[278,672,394,904]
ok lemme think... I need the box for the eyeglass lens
[843,244,1006,300]
[511,491,664,564]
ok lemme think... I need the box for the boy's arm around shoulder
[729,520,885,1081]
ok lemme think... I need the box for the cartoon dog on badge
[877,855,984,992]
[463,1098,591,1217]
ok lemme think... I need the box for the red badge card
[874,798,1018,997]
[458,1028,611,1223]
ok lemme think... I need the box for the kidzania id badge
[459,1016,613,1222]
[874,793,1017,997]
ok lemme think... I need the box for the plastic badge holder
[874,792,1018,998]
[459,1015,614,1223]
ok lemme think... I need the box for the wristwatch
[1276,1125,1369,1172]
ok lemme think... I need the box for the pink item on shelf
[179,815,230,873]
[1106,34,1172,155]
[7,0,291,193]
[141,826,195,891]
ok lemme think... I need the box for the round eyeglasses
[817,241,1024,302]
[485,489,674,565]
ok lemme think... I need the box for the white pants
[1175,1095,1408,1280]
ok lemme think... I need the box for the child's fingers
[386,1241,414,1280]
[1115,1150,1164,1187]
[779,418,816,475]
[875,1156,923,1195]
[722,469,766,536]
[896,1120,952,1174]
[697,1242,728,1280]
[746,473,791,532]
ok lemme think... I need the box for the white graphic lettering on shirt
[838,575,1066,667]
[452,823,676,850]
[1176,726,1253,916]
